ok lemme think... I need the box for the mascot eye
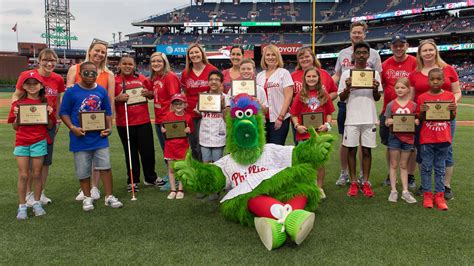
[235,110,244,119]
[244,109,253,117]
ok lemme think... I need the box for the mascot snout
[233,119,258,148]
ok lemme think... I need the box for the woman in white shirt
[256,44,294,145]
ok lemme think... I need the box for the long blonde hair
[295,47,321,70]
[85,40,111,74]
[300,67,327,105]
[185,43,209,74]
[416,39,447,71]
[149,52,171,79]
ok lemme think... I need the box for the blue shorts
[336,101,346,135]
[73,147,111,180]
[201,146,224,162]
[14,139,47,157]
[387,134,414,152]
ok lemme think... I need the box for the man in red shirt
[381,34,417,187]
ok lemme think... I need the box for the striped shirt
[199,93,228,147]
[256,68,294,122]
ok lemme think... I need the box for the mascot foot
[284,210,315,245]
[254,217,287,251]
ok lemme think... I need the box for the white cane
[123,80,137,201]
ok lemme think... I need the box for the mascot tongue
[233,119,258,148]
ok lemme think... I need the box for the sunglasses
[91,38,109,47]
[82,70,98,77]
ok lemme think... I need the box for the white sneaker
[388,191,398,203]
[82,197,94,211]
[91,187,101,200]
[401,191,417,204]
[40,191,52,205]
[319,188,327,200]
[25,192,35,207]
[75,189,85,201]
[104,195,123,208]
[335,173,349,186]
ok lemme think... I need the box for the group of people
[9,20,461,221]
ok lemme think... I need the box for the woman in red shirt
[222,45,244,93]
[180,43,217,161]
[114,56,164,192]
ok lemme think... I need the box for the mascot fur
[174,94,334,250]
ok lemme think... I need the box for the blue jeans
[154,123,166,152]
[446,119,456,167]
[265,117,290,145]
[420,143,450,193]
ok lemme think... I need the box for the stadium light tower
[44,0,75,49]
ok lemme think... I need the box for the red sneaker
[361,182,374,197]
[347,182,359,197]
[434,192,448,211]
[423,192,434,208]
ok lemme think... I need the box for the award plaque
[79,111,106,132]
[198,93,222,112]
[231,80,256,97]
[125,86,148,105]
[302,112,324,130]
[425,101,451,121]
[163,120,187,139]
[392,114,416,133]
[18,103,48,125]
[350,69,374,89]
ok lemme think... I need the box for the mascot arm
[292,127,335,169]
[173,152,227,194]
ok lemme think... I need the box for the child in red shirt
[9,71,55,220]
[290,67,335,199]
[161,94,194,200]
[416,68,456,210]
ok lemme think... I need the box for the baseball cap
[391,34,407,44]
[18,71,45,86]
[171,93,187,103]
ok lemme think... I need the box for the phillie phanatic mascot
[174,94,334,250]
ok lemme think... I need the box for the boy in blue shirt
[60,62,123,211]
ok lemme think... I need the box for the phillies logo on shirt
[266,82,280,89]
[45,86,58,97]
[294,81,303,94]
[386,69,410,79]
[186,79,208,88]
[153,80,163,88]
[79,95,102,112]
[395,107,410,114]
[342,58,354,68]
[425,121,449,132]
[231,164,268,186]
[307,97,321,111]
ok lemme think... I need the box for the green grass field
[1,119,473,264]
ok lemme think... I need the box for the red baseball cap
[171,93,187,103]
[18,71,45,86]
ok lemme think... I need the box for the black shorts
[336,101,346,135]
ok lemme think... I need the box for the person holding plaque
[409,39,462,200]
[290,67,335,199]
[60,62,123,211]
[12,48,66,206]
[337,41,382,198]
[180,43,218,162]
[161,94,194,200]
[383,78,418,204]
[114,55,164,193]
[9,72,55,220]
[416,68,456,210]
[237,58,268,113]
[222,45,244,93]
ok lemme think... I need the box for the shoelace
[277,204,293,233]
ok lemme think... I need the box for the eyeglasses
[91,38,109,47]
[81,70,98,77]
[355,51,369,55]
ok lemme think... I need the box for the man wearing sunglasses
[60,62,123,212]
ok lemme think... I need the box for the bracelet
[294,123,300,129]
[70,125,75,130]
[277,116,284,122]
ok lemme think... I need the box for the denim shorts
[73,147,111,180]
[336,101,346,135]
[387,134,414,152]
[14,139,47,157]
[201,146,224,162]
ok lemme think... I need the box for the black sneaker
[415,185,423,197]
[127,183,139,193]
[144,177,166,187]
[382,175,391,186]
[444,186,454,200]
[408,175,416,189]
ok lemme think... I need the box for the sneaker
[104,195,123,208]
[347,182,359,197]
[284,210,315,245]
[75,189,85,201]
[254,217,287,251]
[408,175,416,189]
[361,182,375,197]
[336,173,349,186]
[32,202,46,216]
[144,177,166,187]
[167,191,177,200]
[90,187,101,200]
[357,173,364,185]
[319,188,327,200]
[388,191,398,202]
[401,191,417,204]
[82,197,94,211]
[25,192,35,207]
[176,191,184,200]
[16,205,28,220]
[415,186,423,197]
[423,192,433,209]
[127,184,140,193]
[382,176,391,186]
[434,192,448,210]
[444,186,454,200]
[40,191,52,205]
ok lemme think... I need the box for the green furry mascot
[174,94,334,250]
